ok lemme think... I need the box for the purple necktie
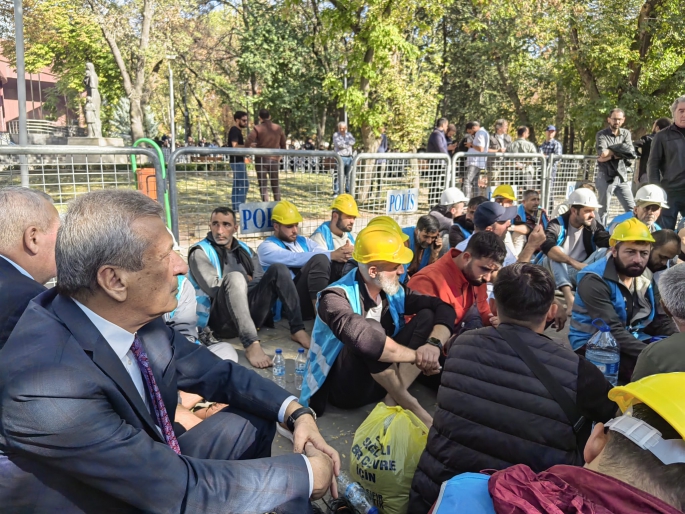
[130,336,182,455]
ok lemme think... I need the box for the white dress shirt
[0,255,34,280]
[72,300,313,496]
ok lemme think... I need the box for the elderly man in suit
[0,186,59,349]
[0,190,338,513]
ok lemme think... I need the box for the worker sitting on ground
[310,194,358,283]
[189,206,310,368]
[569,218,674,383]
[511,189,550,256]
[449,196,488,250]
[400,214,442,283]
[426,373,685,514]
[540,188,610,316]
[429,187,468,236]
[491,184,521,256]
[607,184,668,234]
[300,223,455,428]
[258,200,353,321]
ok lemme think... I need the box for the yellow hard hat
[271,200,303,225]
[609,217,655,247]
[353,226,413,265]
[492,184,516,202]
[366,216,410,242]
[330,194,359,217]
[609,373,685,439]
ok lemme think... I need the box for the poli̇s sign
[239,201,278,234]
[386,188,419,214]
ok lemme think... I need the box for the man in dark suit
[0,190,338,513]
[0,187,59,349]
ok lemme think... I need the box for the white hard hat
[635,184,669,208]
[440,187,468,206]
[568,188,601,209]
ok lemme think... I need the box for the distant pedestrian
[635,117,671,185]
[488,119,512,154]
[539,124,563,187]
[228,111,249,210]
[464,121,490,198]
[246,109,286,201]
[427,118,449,155]
[332,122,355,194]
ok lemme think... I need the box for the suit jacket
[0,256,46,350]
[0,289,309,513]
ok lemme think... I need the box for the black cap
[473,202,518,230]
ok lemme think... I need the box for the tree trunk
[316,105,327,146]
[129,93,145,142]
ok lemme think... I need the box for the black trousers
[309,309,438,416]
[293,253,331,320]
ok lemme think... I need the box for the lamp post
[14,0,29,186]
[166,55,177,152]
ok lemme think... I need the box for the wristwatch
[426,336,443,352]
[286,407,317,432]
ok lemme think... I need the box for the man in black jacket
[648,96,685,229]
[634,117,671,185]
[540,188,610,316]
[409,263,617,514]
[448,196,488,248]
[0,187,59,349]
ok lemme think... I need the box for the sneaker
[276,423,294,444]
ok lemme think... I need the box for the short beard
[376,273,401,295]
[615,258,647,278]
[336,217,352,233]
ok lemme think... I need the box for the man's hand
[570,259,587,271]
[415,344,441,375]
[553,299,567,331]
[292,414,341,491]
[305,443,336,500]
[527,223,546,248]
[489,315,501,328]
[330,246,351,263]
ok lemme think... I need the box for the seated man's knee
[267,263,291,279]
[310,253,331,271]
[224,271,248,292]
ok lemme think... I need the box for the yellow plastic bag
[349,403,429,514]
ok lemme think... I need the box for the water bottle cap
[298,348,305,353]
[275,349,282,354]
[592,318,611,332]
[368,508,379,514]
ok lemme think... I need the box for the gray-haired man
[0,190,339,512]
[0,186,59,349]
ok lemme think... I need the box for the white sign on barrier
[239,201,278,234]
[566,182,577,197]
[386,188,419,214]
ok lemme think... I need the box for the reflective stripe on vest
[299,268,405,407]
[569,257,655,350]
[312,221,355,251]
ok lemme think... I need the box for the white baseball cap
[568,188,601,209]
[440,187,468,206]
[635,184,669,208]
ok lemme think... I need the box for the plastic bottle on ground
[336,471,379,514]
[295,348,306,391]
[585,319,620,386]
[272,349,286,388]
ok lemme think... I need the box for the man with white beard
[299,223,456,428]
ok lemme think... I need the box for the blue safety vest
[453,222,472,242]
[299,269,405,407]
[569,257,655,350]
[432,473,495,514]
[400,226,431,283]
[263,235,310,271]
[517,204,549,229]
[312,221,355,250]
[168,275,187,319]
[608,211,661,234]
[187,238,253,329]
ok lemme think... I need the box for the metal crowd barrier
[350,152,451,228]
[0,145,164,214]
[451,152,547,205]
[167,148,344,255]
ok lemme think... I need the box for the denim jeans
[542,249,607,289]
[658,188,685,230]
[230,162,248,210]
[334,156,352,194]
[596,172,635,225]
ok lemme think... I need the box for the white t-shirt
[310,230,353,251]
[466,129,490,169]
[562,224,586,261]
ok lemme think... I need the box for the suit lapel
[51,294,164,441]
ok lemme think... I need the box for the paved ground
[218,315,571,509]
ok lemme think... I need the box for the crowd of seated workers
[1,180,684,514]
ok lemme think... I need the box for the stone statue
[83,62,102,138]
[85,97,97,138]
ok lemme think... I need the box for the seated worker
[541,188,610,315]
[608,184,668,234]
[340,216,410,277]
[491,184,516,207]
[429,187,468,235]
[569,218,675,383]
[401,214,442,283]
[427,373,685,514]
[300,225,455,428]
[310,194,358,283]
[408,231,507,329]
[511,189,550,256]
[0,187,59,349]
[633,264,685,380]
[189,206,310,369]
[448,195,488,248]
[0,190,339,513]
[258,200,353,320]
[409,263,616,513]
[551,181,597,218]
[649,229,680,278]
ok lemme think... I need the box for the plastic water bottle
[585,319,620,386]
[272,349,286,388]
[336,471,379,514]
[295,348,306,390]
